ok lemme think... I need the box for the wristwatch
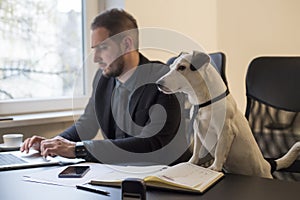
[75,142,87,158]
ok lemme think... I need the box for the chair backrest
[246,57,300,113]
[209,52,228,87]
[245,56,300,181]
[166,52,228,87]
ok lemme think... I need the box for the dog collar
[187,89,230,136]
[195,89,230,110]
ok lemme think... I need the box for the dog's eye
[177,65,186,71]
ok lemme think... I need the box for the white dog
[157,51,300,178]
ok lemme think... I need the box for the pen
[76,184,110,196]
[0,117,13,121]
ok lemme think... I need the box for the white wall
[125,0,218,60]
[125,0,300,111]
[218,0,300,110]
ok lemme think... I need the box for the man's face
[91,27,125,77]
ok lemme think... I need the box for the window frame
[0,0,100,116]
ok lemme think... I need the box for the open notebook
[0,150,83,170]
[90,162,224,193]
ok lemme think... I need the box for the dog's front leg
[209,130,235,172]
[188,130,202,164]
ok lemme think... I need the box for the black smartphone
[58,166,90,178]
[122,178,146,200]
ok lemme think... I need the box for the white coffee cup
[3,134,23,147]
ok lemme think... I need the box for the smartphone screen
[58,166,90,178]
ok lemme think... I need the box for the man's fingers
[21,136,46,153]
[20,138,29,152]
[21,138,33,153]
[40,139,57,157]
[27,136,36,149]
[41,147,57,158]
[39,137,75,158]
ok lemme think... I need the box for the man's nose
[93,50,102,63]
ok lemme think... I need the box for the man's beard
[102,56,124,78]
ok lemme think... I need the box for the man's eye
[177,65,186,71]
[97,45,108,51]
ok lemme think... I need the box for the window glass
[0,0,83,101]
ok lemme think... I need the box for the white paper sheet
[23,163,113,187]
[23,163,167,187]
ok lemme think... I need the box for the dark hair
[91,9,139,48]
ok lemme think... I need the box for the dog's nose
[156,79,171,93]
[157,84,164,91]
[156,80,165,88]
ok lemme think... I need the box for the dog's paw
[208,164,222,172]
[188,156,199,164]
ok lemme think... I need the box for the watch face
[75,143,87,158]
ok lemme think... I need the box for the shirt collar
[117,67,136,84]
[115,69,137,93]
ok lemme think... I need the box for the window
[0,0,99,115]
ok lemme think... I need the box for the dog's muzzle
[156,80,172,93]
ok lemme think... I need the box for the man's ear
[121,36,135,53]
[190,51,211,71]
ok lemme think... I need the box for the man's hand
[40,136,76,158]
[21,135,46,153]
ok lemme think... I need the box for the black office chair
[245,56,300,181]
[168,52,228,166]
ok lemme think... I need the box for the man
[21,9,186,164]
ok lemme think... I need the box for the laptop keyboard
[0,154,27,166]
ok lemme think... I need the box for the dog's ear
[190,51,211,71]
[167,52,188,66]
[179,51,188,56]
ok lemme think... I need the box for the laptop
[0,150,73,170]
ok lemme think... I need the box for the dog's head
[157,51,211,94]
